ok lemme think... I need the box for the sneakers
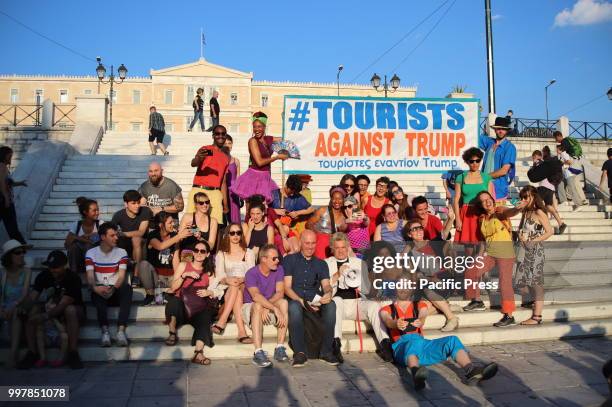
[320,353,340,366]
[412,366,429,391]
[332,337,344,364]
[463,300,486,312]
[466,362,498,385]
[292,352,307,367]
[66,351,83,369]
[493,314,516,328]
[116,330,129,347]
[376,338,394,363]
[143,294,156,306]
[557,223,567,235]
[100,330,111,347]
[252,349,272,368]
[131,276,142,288]
[16,351,39,370]
[440,317,460,332]
[273,346,289,362]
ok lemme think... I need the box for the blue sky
[1,0,610,122]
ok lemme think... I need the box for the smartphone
[199,148,213,157]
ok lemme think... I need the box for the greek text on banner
[281,96,480,174]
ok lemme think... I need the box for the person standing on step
[0,146,28,244]
[326,233,393,364]
[85,223,133,347]
[148,106,169,156]
[242,244,289,368]
[601,148,612,204]
[530,149,566,234]
[20,250,84,369]
[283,230,339,367]
[187,125,230,226]
[138,162,184,221]
[64,197,102,275]
[206,91,220,132]
[223,135,242,225]
[379,282,498,391]
[556,142,588,210]
[479,117,517,204]
[188,88,205,132]
[111,190,152,287]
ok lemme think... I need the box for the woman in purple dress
[224,135,242,224]
[230,112,287,204]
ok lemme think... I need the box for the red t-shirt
[423,215,443,240]
[381,301,428,342]
[192,145,230,188]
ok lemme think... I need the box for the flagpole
[200,27,203,59]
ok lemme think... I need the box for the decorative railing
[0,104,42,126]
[53,104,76,128]
[479,117,611,140]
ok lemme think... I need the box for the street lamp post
[96,57,128,130]
[337,65,343,96]
[607,87,612,101]
[370,73,400,98]
[545,79,556,128]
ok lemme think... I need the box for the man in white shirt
[556,144,588,210]
[326,232,393,363]
[85,223,133,347]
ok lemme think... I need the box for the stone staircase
[3,131,611,363]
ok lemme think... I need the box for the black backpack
[289,302,324,359]
[527,160,563,186]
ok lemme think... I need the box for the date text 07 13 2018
[0,386,69,401]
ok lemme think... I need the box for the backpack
[564,137,583,159]
[288,302,324,359]
[545,159,564,186]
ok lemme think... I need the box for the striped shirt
[85,246,128,286]
[149,111,165,131]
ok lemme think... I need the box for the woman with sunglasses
[165,241,224,365]
[243,202,275,258]
[499,186,553,325]
[339,174,361,207]
[463,191,516,328]
[389,185,414,220]
[343,196,370,255]
[403,220,460,332]
[179,192,218,255]
[453,147,494,245]
[211,223,255,343]
[363,176,391,237]
[373,204,407,253]
[230,112,288,206]
[0,240,33,368]
[307,186,348,259]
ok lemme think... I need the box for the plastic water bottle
[155,280,164,305]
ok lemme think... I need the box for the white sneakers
[100,329,129,347]
[440,317,460,332]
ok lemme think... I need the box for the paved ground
[0,337,610,407]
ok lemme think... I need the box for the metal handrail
[479,116,610,140]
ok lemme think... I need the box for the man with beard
[138,162,184,220]
[479,117,517,204]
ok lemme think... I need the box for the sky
[0,0,610,122]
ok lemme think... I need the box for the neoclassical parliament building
[0,58,417,135]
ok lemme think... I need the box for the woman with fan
[230,112,288,206]
[164,241,226,365]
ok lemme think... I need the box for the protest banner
[282,95,480,174]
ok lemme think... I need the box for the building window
[84,89,93,95]
[34,89,44,104]
[230,93,238,105]
[131,122,142,132]
[229,124,239,134]
[59,90,68,103]
[132,90,141,104]
[261,93,269,107]
[185,85,195,104]
[165,90,173,104]
[10,89,19,103]
[109,122,118,131]
[110,90,117,104]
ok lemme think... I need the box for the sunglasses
[213,131,227,136]
[409,226,424,232]
[343,204,354,209]
[392,189,403,195]
[11,249,26,255]
[229,230,243,236]
[193,249,208,254]
[270,256,280,262]
[342,183,355,189]
[468,159,482,164]
[196,200,210,205]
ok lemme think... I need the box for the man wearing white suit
[326,233,393,363]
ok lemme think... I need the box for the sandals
[165,331,178,346]
[520,301,535,309]
[520,315,543,325]
[191,349,211,365]
[238,336,254,344]
[212,324,225,335]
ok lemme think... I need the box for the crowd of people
[1,112,610,392]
